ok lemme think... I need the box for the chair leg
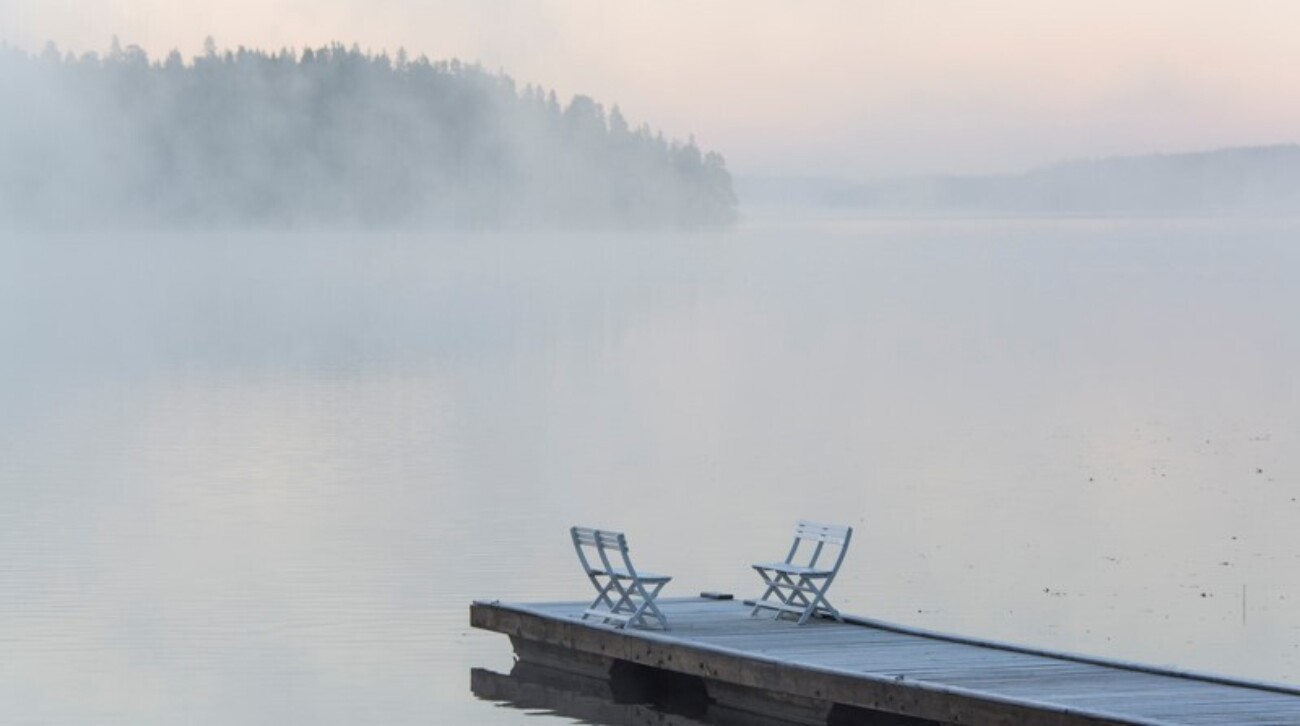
[754,569,835,623]
[751,568,785,616]
[597,576,671,630]
[581,574,620,622]
[784,575,812,609]
[752,571,841,626]
[606,577,637,622]
[593,578,617,609]
[585,577,618,616]
[627,580,670,629]
[644,585,670,629]
[796,582,820,625]
[795,576,840,625]
[581,575,623,626]
[775,572,815,621]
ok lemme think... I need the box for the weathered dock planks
[471,596,1300,726]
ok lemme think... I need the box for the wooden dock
[471,596,1300,726]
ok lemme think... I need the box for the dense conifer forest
[0,40,737,229]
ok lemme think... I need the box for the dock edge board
[471,599,1163,726]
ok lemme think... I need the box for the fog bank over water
[0,41,737,230]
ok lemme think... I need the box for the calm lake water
[3,219,1299,724]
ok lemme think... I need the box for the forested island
[0,40,737,229]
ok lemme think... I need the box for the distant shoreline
[738,144,1300,217]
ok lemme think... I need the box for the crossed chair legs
[750,568,843,626]
[582,572,671,630]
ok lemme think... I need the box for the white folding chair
[571,526,672,630]
[751,520,853,625]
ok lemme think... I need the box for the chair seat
[752,562,833,577]
[590,567,672,582]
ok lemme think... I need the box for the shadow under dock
[471,596,1300,726]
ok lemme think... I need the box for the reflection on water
[2,220,1300,724]
[472,662,714,726]
[472,660,836,726]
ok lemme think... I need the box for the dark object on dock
[471,596,1300,725]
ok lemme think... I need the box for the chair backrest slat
[571,526,636,577]
[572,527,601,546]
[785,520,853,571]
[795,520,851,545]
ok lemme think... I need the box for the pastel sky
[5,0,1300,178]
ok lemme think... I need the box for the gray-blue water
[3,219,1299,724]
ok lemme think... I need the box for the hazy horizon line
[737,141,1300,186]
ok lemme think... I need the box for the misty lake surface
[3,218,1300,724]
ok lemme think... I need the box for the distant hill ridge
[0,40,737,230]
[1014,144,1300,213]
[743,144,1300,215]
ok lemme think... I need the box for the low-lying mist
[0,40,737,230]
